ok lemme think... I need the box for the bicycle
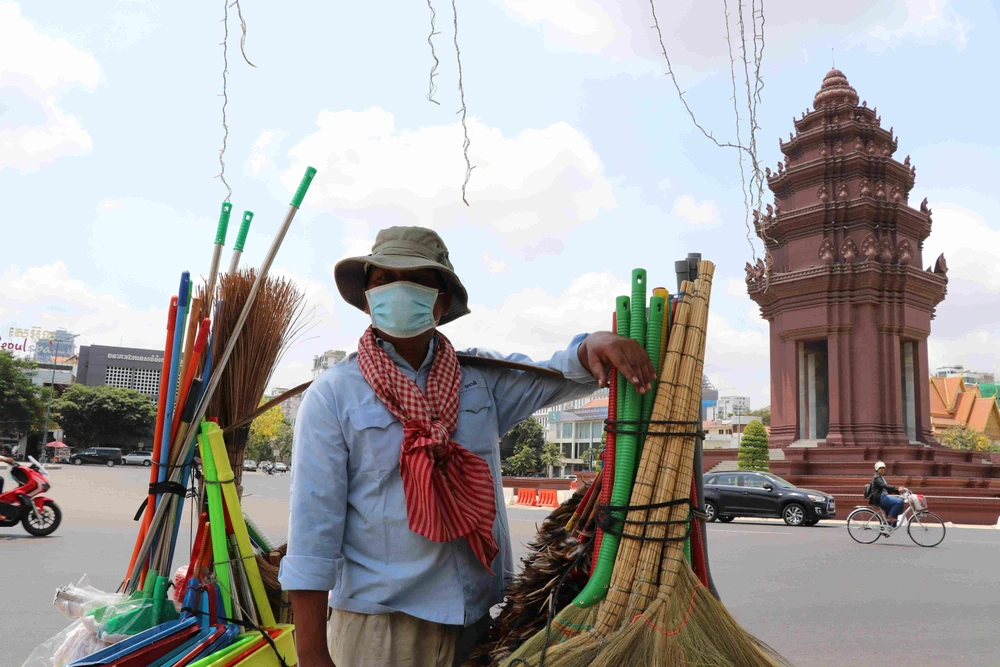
[846,489,946,547]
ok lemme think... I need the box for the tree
[0,352,44,437]
[747,407,771,427]
[507,417,545,459]
[53,385,156,448]
[540,441,563,477]
[275,422,293,462]
[502,440,537,476]
[737,419,770,471]
[249,405,285,443]
[940,425,992,452]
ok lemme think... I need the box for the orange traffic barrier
[516,488,537,506]
[539,489,559,508]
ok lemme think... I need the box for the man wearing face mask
[279,227,656,667]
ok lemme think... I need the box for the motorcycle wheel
[23,500,62,537]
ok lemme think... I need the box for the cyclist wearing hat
[871,461,904,528]
[279,226,656,667]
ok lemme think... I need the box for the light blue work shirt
[278,333,597,626]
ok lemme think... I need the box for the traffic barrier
[503,488,514,505]
[515,488,537,506]
[539,489,559,508]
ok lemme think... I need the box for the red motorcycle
[0,456,62,536]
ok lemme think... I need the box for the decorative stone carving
[867,141,877,155]
[861,233,879,261]
[818,143,828,157]
[874,181,886,200]
[745,262,756,284]
[890,185,903,203]
[832,112,840,124]
[837,182,849,200]
[835,140,844,154]
[840,236,858,262]
[920,197,931,214]
[753,209,760,225]
[819,238,836,264]
[862,100,867,107]
[853,137,865,152]
[774,199,782,214]
[934,253,948,275]
[764,251,773,276]
[765,166,772,179]
[897,239,912,266]
[859,178,872,197]
[879,236,895,263]
[817,184,830,203]
[777,161,784,175]
[789,132,794,142]
[903,155,910,167]
[880,143,890,156]
[765,204,774,220]
[755,258,766,280]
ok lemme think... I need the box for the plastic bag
[21,575,154,667]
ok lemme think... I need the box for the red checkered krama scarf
[356,326,498,573]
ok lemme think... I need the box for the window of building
[577,422,591,440]
[105,366,161,398]
[561,423,573,439]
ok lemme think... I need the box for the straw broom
[207,268,309,495]
[589,262,789,667]
[508,290,695,667]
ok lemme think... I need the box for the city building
[312,349,346,379]
[267,387,303,428]
[716,395,750,420]
[531,388,609,434]
[702,376,719,421]
[929,376,1000,444]
[934,365,995,386]
[747,69,947,447]
[546,397,607,474]
[33,329,78,364]
[702,416,758,449]
[76,345,165,398]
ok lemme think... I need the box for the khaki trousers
[327,609,488,667]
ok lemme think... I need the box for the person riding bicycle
[870,461,904,528]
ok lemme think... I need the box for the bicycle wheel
[847,509,883,544]
[908,511,946,547]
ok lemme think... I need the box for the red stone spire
[746,69,947,449]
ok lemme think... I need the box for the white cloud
[657,177,672,192]
[673,195,719,227]
[482,254,508,275]
[272,109,615,254]
[106,8,156,50]
[0,2,101,171]
[0,262,165,351]
[865,0,970,52]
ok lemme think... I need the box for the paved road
[4,468,999,666]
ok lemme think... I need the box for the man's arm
[278,384,348,666]
[471,332,655,436]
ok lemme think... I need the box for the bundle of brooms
[487,261,789,667]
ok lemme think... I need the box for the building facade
[312,350,346,379]
[268,387,303,428]
[76,345,165,398]
[934,365,995,386]
[747,69,947,447]
[716,395,751,420]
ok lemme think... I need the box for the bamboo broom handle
[653,263,714,597]
[592,290,693,634]
[125,167,316,591]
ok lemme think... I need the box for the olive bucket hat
[333,226,471,326]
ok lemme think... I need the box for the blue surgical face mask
[365,281,440,338]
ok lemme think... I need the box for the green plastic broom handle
[637,296,666,457]
[199,421,233,620]
[291,167,318,208]
[574,270,648,607]
[215,203,233,245]
[234,211,253,252]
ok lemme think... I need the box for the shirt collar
[376,333,438,373]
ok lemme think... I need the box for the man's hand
[578,331,656,394]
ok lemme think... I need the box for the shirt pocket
[346,403,400,473]
[453,386,496,459]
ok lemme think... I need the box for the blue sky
[2,0,998,406]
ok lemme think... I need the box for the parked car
[243,459,258,472]
[273,462,288,473]
[71,447,124,467]
[123,451,153,466]
[703,470,835,527]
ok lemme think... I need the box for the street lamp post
[39,334,78,454]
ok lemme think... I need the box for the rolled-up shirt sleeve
[278,384,347,591]
[464,333,598,435]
